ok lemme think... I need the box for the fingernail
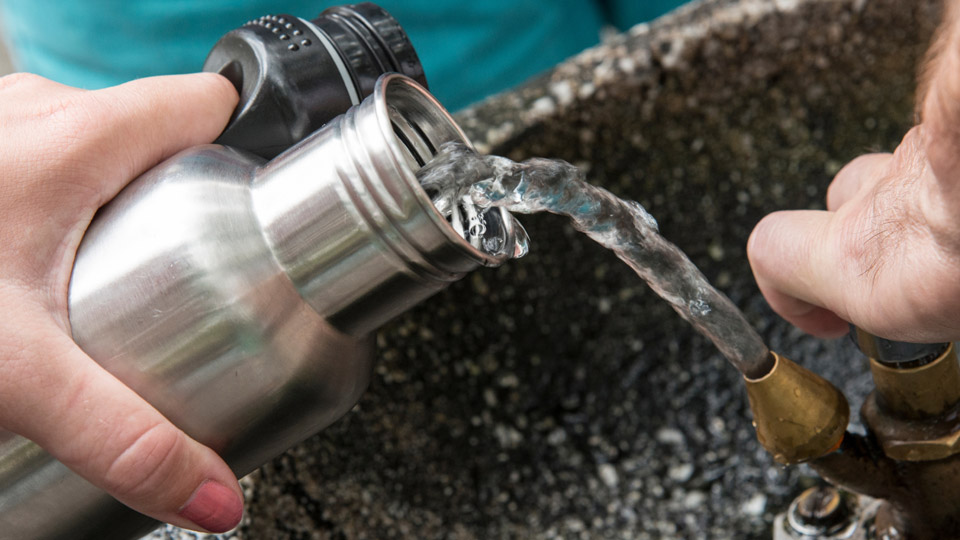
[178,480,243,533]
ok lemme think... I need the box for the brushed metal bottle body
[0,74,507,540]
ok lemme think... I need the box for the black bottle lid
[203,3,427,159]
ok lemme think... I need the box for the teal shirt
[1,1,687,110]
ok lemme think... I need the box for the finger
[753,278,849,338]
[747,209,851,337]
[0,72,84,101]
[0,74,238,300]
[922,2,960,191]
[0,306,242,532]
[825,153,891,211]
[78,73,239,206]
[0,73,237,243]
[0,73,237,201]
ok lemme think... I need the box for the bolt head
[787,486,853,536]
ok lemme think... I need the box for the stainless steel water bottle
[0,74,518,540]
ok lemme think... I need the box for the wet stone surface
[148,0,939,538]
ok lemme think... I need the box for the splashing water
[416,146,531,260]
[416,142,772,378]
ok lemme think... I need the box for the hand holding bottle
[0,72,244,532]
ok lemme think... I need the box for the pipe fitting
[786,486,855,537]
[849,327,948,368]
[744,352,849,464]
[863,343,960,461]
[869,342,960,420]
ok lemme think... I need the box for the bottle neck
[251,74,503,336]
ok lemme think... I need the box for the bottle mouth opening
[372,74,516,267]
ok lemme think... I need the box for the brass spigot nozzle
[744,352,849,464]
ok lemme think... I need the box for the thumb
[747,209,850,338]
[0,312,242,533]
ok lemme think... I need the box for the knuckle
[99,422,187,503]
[895,126,925,158]
[824,175,846,209]
[0,77,98,152]
[34,95,98,145]
[827,154,880,209]
[0,72,45,93]
[0,74,91,137]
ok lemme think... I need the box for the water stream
[416,142,772,379]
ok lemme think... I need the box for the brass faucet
[746,332,960,539]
